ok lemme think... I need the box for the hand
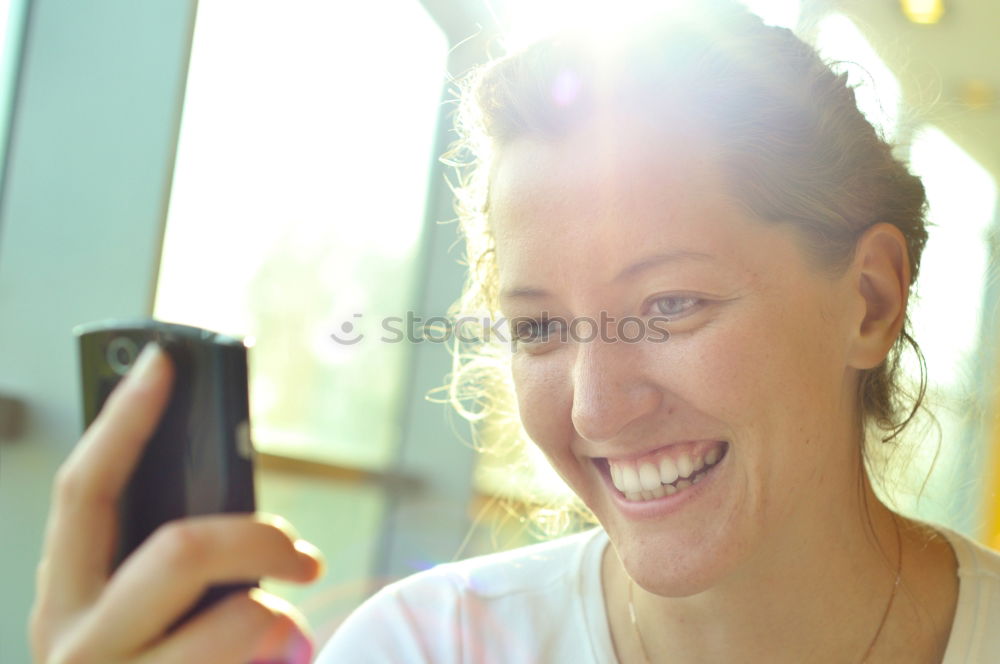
[29,343,324,663]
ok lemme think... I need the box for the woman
[30,2,1000,663]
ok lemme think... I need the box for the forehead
[488,121,757,284]
[490,119,717,219]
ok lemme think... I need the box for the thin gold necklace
[626,520,903,664]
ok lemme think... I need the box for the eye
[649,295,701,319]
[511,316,563,346]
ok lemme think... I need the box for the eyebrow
[615,250,714,281]
[499,250,715,302]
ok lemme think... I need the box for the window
[894,125,998,529]
[153,1,451,633]
[155,0,448,470]
[0,0,25,176]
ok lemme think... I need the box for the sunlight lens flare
[496,0,801,52]
[495,0,682,53]
[739,0,800,28]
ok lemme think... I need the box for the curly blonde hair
[441,0,930,531]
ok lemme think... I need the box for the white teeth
[611,444,726,502]
[659,457,678,485]
[638,463,660,491]
[611,463,623,491]
[677,453,693,479]
[621,466,641,493]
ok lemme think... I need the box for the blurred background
[1,0,998,660]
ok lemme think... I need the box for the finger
[138,589,314,664]
[83,513,323,653]
[39,342,174,612]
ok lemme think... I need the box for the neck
[602,475,947,663]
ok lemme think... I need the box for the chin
[612,528,737,597]
[578,442,748,596]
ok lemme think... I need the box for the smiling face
[491,121,868,596]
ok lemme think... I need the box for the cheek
[652,297,845,447]
[649,325,765,432]
[511,355,574,454]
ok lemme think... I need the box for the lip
[600,439,726,465]
[594,441,729,520]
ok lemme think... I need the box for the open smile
[593,441,730,510]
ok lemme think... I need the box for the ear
[846,223,911,370]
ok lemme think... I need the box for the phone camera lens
[106,336,140,376]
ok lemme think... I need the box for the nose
[570,336,661,443]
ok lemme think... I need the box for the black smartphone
[74,318,257,630]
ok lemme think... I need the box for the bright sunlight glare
[739,0,800,28]
[494,0,800,53]
[815,13,901,141]
[906,126,997,390]
[156,0,444,337]
[493,0,678,52]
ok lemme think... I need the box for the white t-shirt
[315,525,1000,663]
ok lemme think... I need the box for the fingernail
[126,342,162,383]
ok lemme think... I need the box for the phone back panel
[75,319,257,629]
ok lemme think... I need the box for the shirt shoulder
[314,528,608,664]
[938,526,1000,663]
